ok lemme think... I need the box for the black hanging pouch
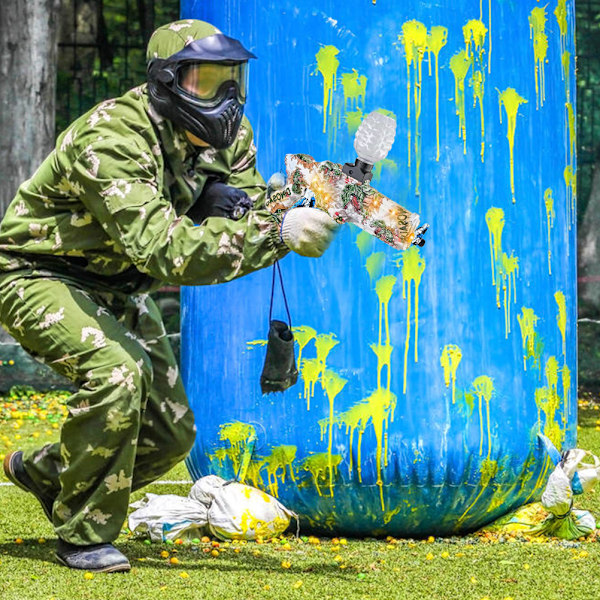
[260,261,298,394]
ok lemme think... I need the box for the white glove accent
[280,207,339,257]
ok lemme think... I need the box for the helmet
[146,20,256,149]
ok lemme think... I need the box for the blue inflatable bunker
[180,0,577,536]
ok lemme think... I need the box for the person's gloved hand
[280,207,339,257]
[189,180,254,224]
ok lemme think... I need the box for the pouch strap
[269,260,292,328]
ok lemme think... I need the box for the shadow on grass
[0,538,352,580]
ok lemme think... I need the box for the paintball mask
[147,33,256,149]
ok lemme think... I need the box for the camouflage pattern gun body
[266,154,420,250]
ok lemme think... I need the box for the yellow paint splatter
[315,333,339,369]
[426,26,448,161]
[397,246,426,393]
[498,88,527,203]
[566,102,575,167]
[554,291,567,361]
[321,369,347,497]
[471,69,485,162]
[498,251,519,337]
[245,458,266,489]
[301,453,342,496]
[562,51,571,102]
[345,108,363,135]
[371,342,394,392]
[440,344,462,405]
[246,339,268,348]
[315,46,340,134]
[372,158,398,184]
[340,69,367,112]
[300,358,321,409]
[292,326,317,391]
[366,252,386,281]
[263,445,297,497]
[337,403,371,481]
[561,364,571,426]
[555,0,568,58]
[356,230,373,256]
[544,188,555,275]
[529,7,548,108]
[472,376,494,459]
[485,207,504,287]
[458,458,498,525]
[449,50,473,154]
[399,20,428,194]
[517,307,540,371]
[463,19,487,62]
[564,164,576,230]
[218,422,256,473]
[375,274,397,348]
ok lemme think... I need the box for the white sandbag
[188,475,228,507]
[128,493,209,542]
[202,479,295,541]
[541,465,573,516]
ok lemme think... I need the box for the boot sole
[55,552,131,573]
[3,451,55,522]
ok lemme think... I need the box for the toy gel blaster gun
[266,111,428,250]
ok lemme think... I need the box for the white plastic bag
[128,476,295,541]
[128,493,208,542]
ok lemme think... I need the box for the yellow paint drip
[245,459,266,489]
[471,69,485,162]
[561,364,571,426]
[315,45,340,134]
[315,333,339,369]
[463,19,487,61]
[218,422,256,473]
[338,403,371,481]
[498,88,528,203]
[371,342,394,391]
[426,26,448,161]
[355,230,373,256]
[440,344,462,404]
[498,251,519,337]
[554,291,567,360]
[555,0,568,56]
[472,376,494,459]
[450,50,473,154]
[566,102,575,167]
[340,69,367,112]
[400,20,428,194]
[345,108,363,135]
[564,165,576,230]
[300,358,321,409]
[301,453,342,496]
[322,369,348,497]
[485,207,505,286]
[366,388,397,511]
[529,7,548,108]
[517,307,540,371]
[292,326,317,385]
[562,51,571,101]
[398,246,426,393]
[544,188,555,275]
[366,252,386,282]
[375,274,397,350]
[263,445,297,497]
[458,458,498,525]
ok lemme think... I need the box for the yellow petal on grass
[293,581,303,589]
[281,560,292,569]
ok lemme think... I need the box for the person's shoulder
[56,85,156,156]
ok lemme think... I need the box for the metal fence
[576,0,600,220]
[56,0,179,134]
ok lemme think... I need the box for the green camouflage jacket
[0,84,287,294]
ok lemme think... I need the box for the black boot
[55,539,131,572]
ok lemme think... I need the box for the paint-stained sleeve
[69,136,288,286]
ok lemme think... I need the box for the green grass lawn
[1,388,600,600]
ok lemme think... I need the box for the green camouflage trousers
[0,272,196,545]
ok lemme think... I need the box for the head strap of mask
[147,33,256,149]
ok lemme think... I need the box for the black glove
[187,180,254,224]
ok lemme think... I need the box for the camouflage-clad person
[0,19,337,572]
